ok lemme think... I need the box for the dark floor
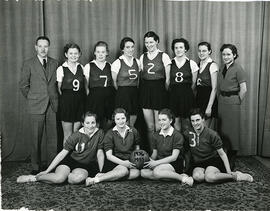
[1,156,270,210]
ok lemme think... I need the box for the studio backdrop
[1,0,270,161]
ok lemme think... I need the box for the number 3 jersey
[183,127,223,163]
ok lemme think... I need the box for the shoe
[182,174,194,186]
[85,177,96,186]
[17,175,37,183]
[235,171,253,182]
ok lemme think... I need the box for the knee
[152,169,162,179]
[193,171,205,182]
[133,170,140,179]
[140,169,149,178]
[68,173,86,184]
[117,167,129,178]
[53,175,67,184]
[205,173,216,183]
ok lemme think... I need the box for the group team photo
[1,0,270,210]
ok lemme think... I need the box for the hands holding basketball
[144,158,159,169]
[122,160,136,169]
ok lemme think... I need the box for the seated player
[140,108,194,186]
[85,108,140,186]
[184,108,253,183]
[17,112,104,184]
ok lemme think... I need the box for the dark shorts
[170,159,184,174]
[59,89,85,122]
[140,79,168,110]
[86,87,115,121]
[115,86,139,115]
[58,155,100,177]
[191,156,226,173]
[169,84,195,118]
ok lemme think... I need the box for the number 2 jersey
[183,127,223,163]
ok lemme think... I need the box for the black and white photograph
[1,0,270,210]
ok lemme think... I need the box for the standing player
[17,112,104,184]
[85,41,115,131]
[111,37,140,127]
[196,42,218,129]
[184,108,253,184]
[169,38,198,132]
[218,44,247,165]
[57,43,86,145]
[85,108,140,186]
[139,31,171,151]
[141,109,194,186]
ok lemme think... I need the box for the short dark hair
[158,108,175,123]
[220,43,239,60]
[81,111,98,124]
[63,43,81,56]
[93,41,109,57]
[198,41,212,54]
[36,36,50,45]
[120,37,135,50]
[171,38,190,51]
[189,108,205,119]
[112,108,129,122]
[144,31,159,43]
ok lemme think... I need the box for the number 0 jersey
[88,61,113,88]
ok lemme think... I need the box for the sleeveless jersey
[141,52,165,80]
[89,62,113,88]
[197,62,214,87]
[61,65,85,91]
[117,58,139,87]
[170,59,192,85]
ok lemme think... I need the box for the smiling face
[94,46,108,62]
[82,116,97,135]
[65,48,80,63]
[198,45,211,61]
[174,42,186,57]
[158,114,172,131]
[222,48,235,65]
[190,114,204,132]
[144,37,158,53]
[114,113,127,129]
[35,39,49,58]
[123,41,135,57]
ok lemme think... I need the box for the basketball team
[17,31,253,186]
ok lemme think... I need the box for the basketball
[130,149,150,169]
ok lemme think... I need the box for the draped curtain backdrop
[1,0,269,161]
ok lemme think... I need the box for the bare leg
[62,121,73,146]
[140,169,157,180]
[73,121,81,132]
[129,115,137,127]
[36,165,70,184]
[204,166,234,183]
[68,168,88,184]
[128,169,140,180]
[142,109,155,151]
[174,117,181,131]
[153,110,160,131]
[86,165,129,186]
[192,167,205,183]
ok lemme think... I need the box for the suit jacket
[20,56,59,114]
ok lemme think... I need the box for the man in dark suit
[20,36,59,174]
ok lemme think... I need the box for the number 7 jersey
[88,61,113,88]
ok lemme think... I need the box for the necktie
[222,65,227,78]
[43,59,47,69]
